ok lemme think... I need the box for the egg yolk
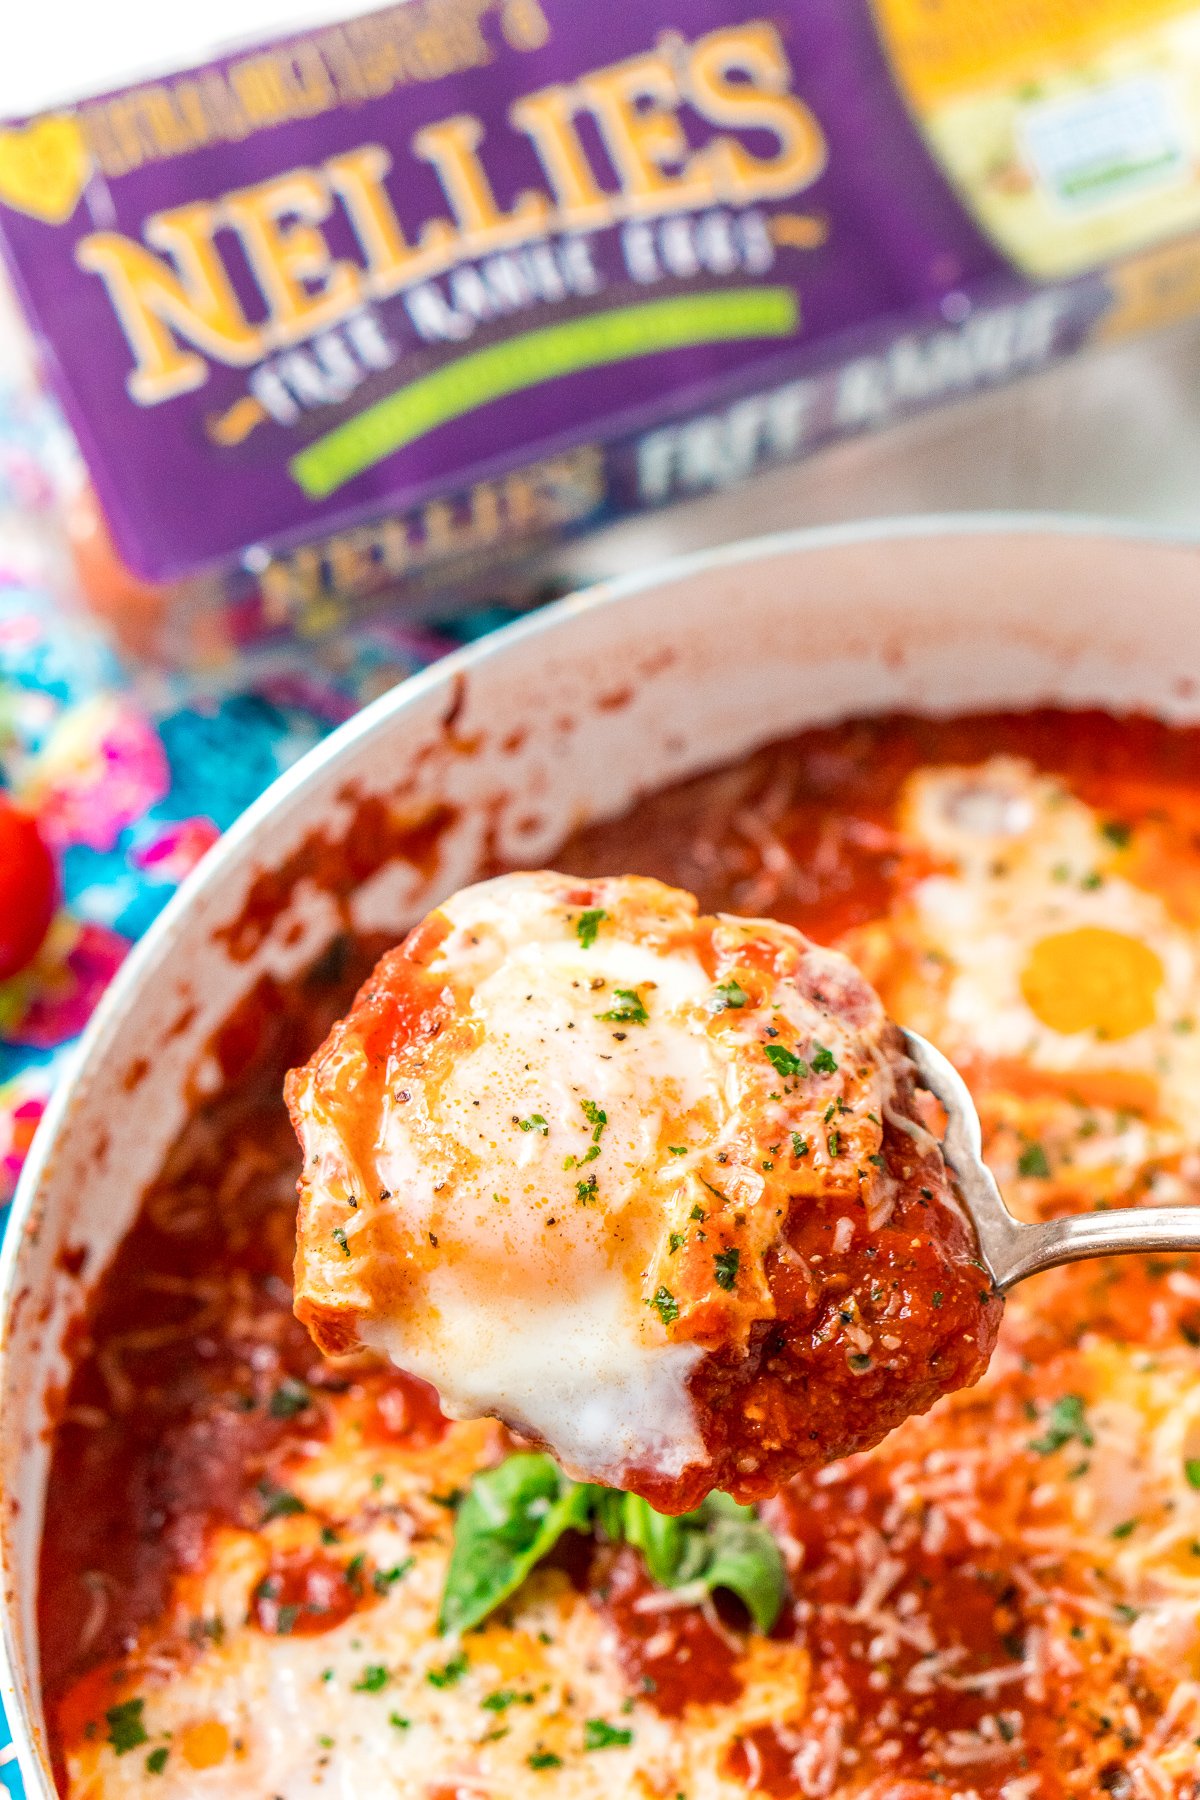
[179,1720,230,1769]
[1019,926,1163,1040]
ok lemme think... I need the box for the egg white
[894,757,1200,1142]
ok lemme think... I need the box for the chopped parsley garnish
[1100,820,1132,848]
[389,1713,411,1730]
[1027,1394,1094,1456]
[483,1689,533,1712]
[932,1291,944,1308]
[274,1603,299,1634]
[584,1718,634,1749]
[427,1652,468,1688]
[764,1044,807,1078]
[373,1558,415,1594]
[1185,1458,1200,1490]
[791,1132,809,1158]
[576,1173,598,1204]
[332,1225,350,1255]
[268,1377,310,1419]
[529,1751,563,1770]
[355,1665,390,1691]
[690,1203,706,1221]
[650,1286,679,1326]
[1017,1140,1051,1179]
[257,1479,305,1521]
[810,1042,838,1074]
[827,1129,842,1158]
[709,979,748,1012]
[598,987,648,1025]
[576,908,607,948]
[145,1747,168,1775]
[1111,1518,1139,1539]
[105,1699,149,1757]
[668,1232,685,1254]
[713,1248,740,1291]
[668,1145,687,1156]
[518,1113,549,1135]
[566,1099,607,1165]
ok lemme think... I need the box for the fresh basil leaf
[591,1486,628,1544]
[438,1453,593,1634]
[618,1494,687,1587]
[694,1492,788,1634]
[621,1492,785,1630]
[439,1456,787,1637]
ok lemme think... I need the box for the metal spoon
[903,1028,1200,1291]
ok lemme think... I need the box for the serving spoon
[904,1029,1200,1290]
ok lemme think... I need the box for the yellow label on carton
[872,0,1200,277]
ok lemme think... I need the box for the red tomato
[0,797,57,980]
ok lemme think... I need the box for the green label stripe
[289,287,799,499]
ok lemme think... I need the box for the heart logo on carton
[0,115,90,225]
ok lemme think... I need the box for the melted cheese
[288,872,900,1487]
[62,1403,813,1799]
[60,1329,1200,1799]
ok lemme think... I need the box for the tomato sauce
[592,1545,744,1715]
[250,1548,368,1636]
[37,935,446,1746]
[38,709,1200,1794]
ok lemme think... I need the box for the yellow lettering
[509,84,613,230]
[172,80,218,151]
[413,112,550,254]
[229,46,334,128]
[261,546,320,624]
[500,0,551,52]
[228,58,294,128]
[76,204,263,405]
[420,496,458,556]
[687,24,826,202]
[222,171,362,344]
[326,144,456,296]
[79,105,134,179]
[104,99,150,174]
[136,88,197,157]
[197,71,254,143]
[326,527,386,596]
[577,52,716,215]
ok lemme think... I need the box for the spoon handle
[981,1205,1200,1291]
[901,1029,1200,1294]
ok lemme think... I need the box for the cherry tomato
[0,796,57,980]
